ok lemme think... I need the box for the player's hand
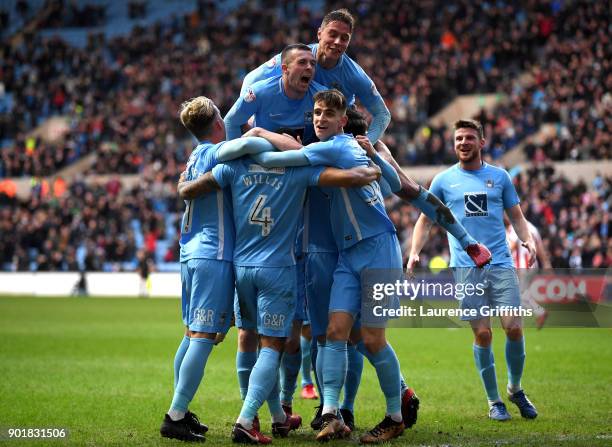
[406,253,420,278]
[179,171,187,183]
[352,165,381,186]
[355,135,377,158]
[242,127,262,137]
[281,133,302,147]
[522,240,537,267]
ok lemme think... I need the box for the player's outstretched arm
[372,140,421,199]
[507,204,537,267]
[318,165,381,188]
[355,135,401,192]
[243,127,302,151]
[178,172,221,200]
[216,137,276,162]
[407,213,434,276]
[252,150,310,168]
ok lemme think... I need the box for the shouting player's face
[282,49,316,98]
[313,101,348,141]
[454,128,485,167]
[317,20,351,67]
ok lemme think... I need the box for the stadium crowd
[0,0,609,272]
[1,0,609,179]
[1,163,609,272]
[0,170,180,271]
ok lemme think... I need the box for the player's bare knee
[505,326,523,341]
[261,336,285,353]
[238,328,258,351]
[326,317,351,342]
[326,325,348,342]
[474,327,493,346]
[326,312,353,341]
[362,337,386,354]
[361,329,386,354]
[190,331,216,340]
[284,336,300,354]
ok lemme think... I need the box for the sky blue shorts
[294,257,307,322]
[181,258,234,333]
[453,266,521,321]
[305,251,338,337]
[233,265,297,337]
[330,232,402,328]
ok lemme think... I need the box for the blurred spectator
[1,0,609,183]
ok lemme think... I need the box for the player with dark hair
[244,89,408,443]
[240,9,390,144]
[408,119,539,422]
[225,43,323,144]
[225,43,329,427]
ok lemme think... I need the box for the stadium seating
[0,0,609,271]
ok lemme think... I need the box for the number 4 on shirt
[249,194,274,236]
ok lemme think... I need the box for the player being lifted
[176,117,382,444]
[240,9,390,144]
[408,119,539,422]
[225,43,324,143]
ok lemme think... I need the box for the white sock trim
[168,409,186,421]
[322,405,338,416]
[388,412,402,423]
[236,416,253,430]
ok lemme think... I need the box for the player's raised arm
[178,172,221,200]
[318,165,381,188]
[355,78,391,143]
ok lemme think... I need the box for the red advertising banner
[527,274,609,304]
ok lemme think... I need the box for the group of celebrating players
[159,8,539,444]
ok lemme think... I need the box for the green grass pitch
[0,296,611,446]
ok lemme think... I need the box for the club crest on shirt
[244,88,256,103]
[304,111,313,124]
[486,179,494,188]
[464,192,488,217]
